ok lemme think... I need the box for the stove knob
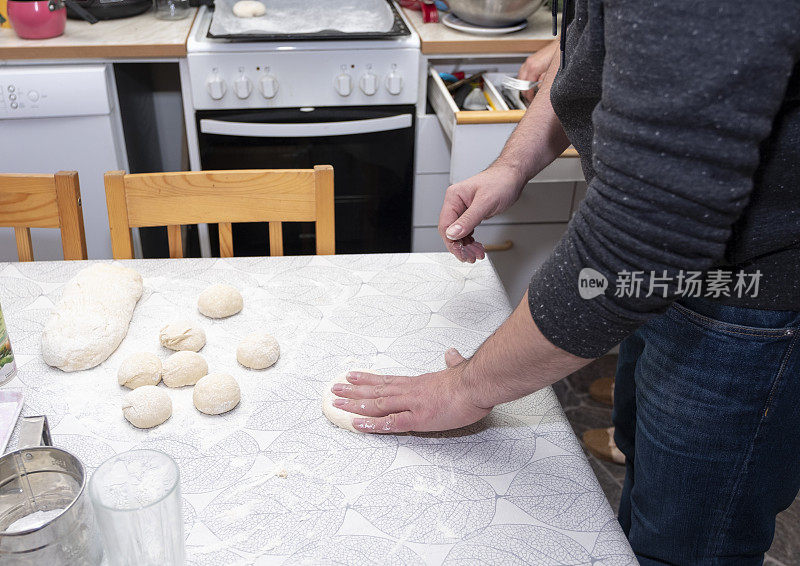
[259,74,279,99]
[359,72,378,96]
[206,72,227,100]
[335,73,353,97]
[234,74,252,99]
[386,69,403,95]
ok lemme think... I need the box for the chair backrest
[0,171,88,261]
[104,166,335,259]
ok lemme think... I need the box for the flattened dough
[237,332,280,369]
[159,320,206,352]
[42,264,143,372]
[122,385,172,429]
[321,369,374,433]
[197,284,243,319]
[117,352,162,389]
[232,0,265,17]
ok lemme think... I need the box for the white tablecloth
[0,253,635,565]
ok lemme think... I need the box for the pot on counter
[447,0,545,27]
[6,0,66,39]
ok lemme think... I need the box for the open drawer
[427,66,584,184]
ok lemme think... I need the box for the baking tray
[207,0,411,42]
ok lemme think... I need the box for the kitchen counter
[2,253,634,564]
[0,10,196,60]
[402,6,555,55]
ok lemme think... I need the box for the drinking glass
[88,450,184,566]
[153,0,189,20]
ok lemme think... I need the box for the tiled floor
[558,355,800,564]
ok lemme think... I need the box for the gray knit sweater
[529,0,800,358]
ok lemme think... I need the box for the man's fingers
[463,241,485,260]
[333,395,409,417]
[444,348,466,368]
[352,411,415,434]
[445,204,489,240]
[345,371,397,386]
[331,382,402,399]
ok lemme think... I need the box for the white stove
[179,4,421,258]
[186,5,420,111]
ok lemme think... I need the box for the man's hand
[439,164,527,263]
[331,293,592,434]
[330,349,491,433]
[518,40,559,103]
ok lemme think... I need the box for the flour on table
[162,350,208,388]
[41,263,143,372]
[236,331,280,370]
[193,373,240,415]
[321,369,374,433]
[198,284,243,319]
[159,320,206,352]
[117,352,162,389]
[232,0,265,17]
[122,385,172,429]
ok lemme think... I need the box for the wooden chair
[104,167,335,259]
[0,171,88,261]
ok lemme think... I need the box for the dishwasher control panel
[0,65,112,120]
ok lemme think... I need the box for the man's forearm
[459,291,592,409]
[494,46,572,182]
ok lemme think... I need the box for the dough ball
[159,320,206,352]
[237,332,280,369]
[232,0,265,18]
[162,351,208,388]
[122,385,172,429]
[193,373,240,415]
[117,352,162,389]
[321,370,373,433]
[198,284,243,319]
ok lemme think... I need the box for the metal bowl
[447,0,545,27]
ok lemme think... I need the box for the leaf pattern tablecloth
[0,253,635,565]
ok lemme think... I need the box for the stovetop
[189,5,420,53]
[206,0,411,42]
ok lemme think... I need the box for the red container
[7,0,66,39]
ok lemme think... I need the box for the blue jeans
[613,298,800,565]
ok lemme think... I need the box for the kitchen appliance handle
[199,114,413,138]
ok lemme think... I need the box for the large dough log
[42,263,143,372]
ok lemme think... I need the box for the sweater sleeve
[529,0,800,358]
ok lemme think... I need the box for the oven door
[196,105,415,256]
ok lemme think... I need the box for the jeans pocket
[667,301,797,341]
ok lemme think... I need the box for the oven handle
[199,114,413,138]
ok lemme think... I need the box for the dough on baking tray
[322,370,374,433]
[159,320,206,352]
[197,284,243,319]
[122,385,172,429]
[42,263,143,372]
[162,350,208,388]
[237,332,280,369]
[117,352,162,389]
[232,0,265,18]
[193,372,240,415]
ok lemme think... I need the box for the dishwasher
[0,64,130,261]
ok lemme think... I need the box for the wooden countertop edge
[419,37,554,55]
[0,10,195,60]
[0,43,187,59]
